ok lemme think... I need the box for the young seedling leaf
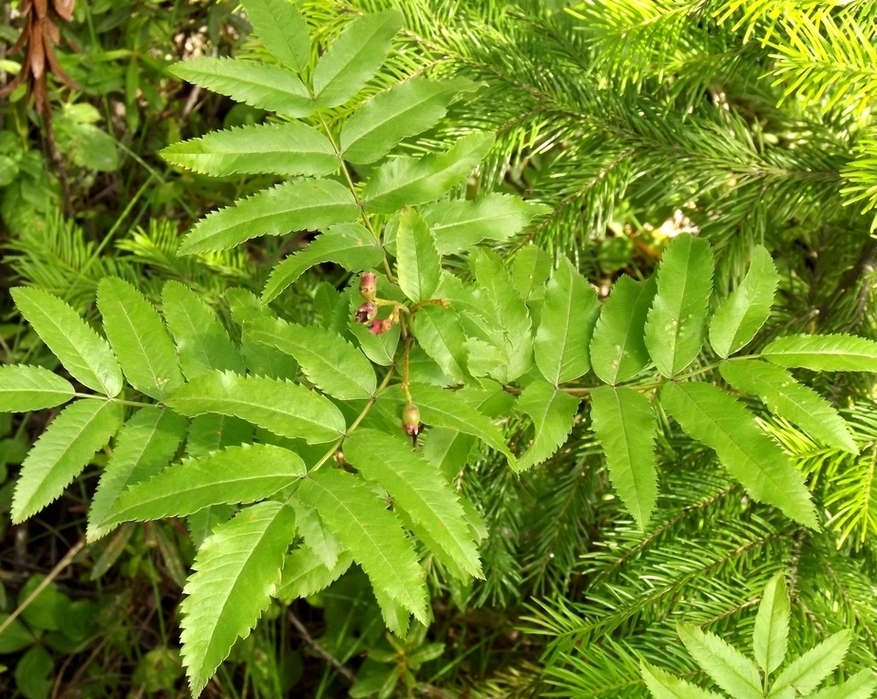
[644,234,714,377]
[98,277,184,400]
[590,386,658,529]
[660,382,818,528]
[709,245,778,357]
[720,360,857,454]
[181,501,295,696]
[12,400,124,523]
[168,371,345,444]
[12,287,123,397]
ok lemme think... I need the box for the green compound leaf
[170,58,314,116]
[396,208,441,303]
[535,257,600,385]
[346,429,481,578]
[88,407,188,541]
[297,468,428,629]
[412,305,468,384]
[0,365,74,413]
[762,334,877,372]
[276,546,353,603]
[98,277,184,401]
[178,179,358,255]
[423,195,552,256]
[12,399,124,523]
[341,77,477,164]
[161,123,339,178]
[720,360,857,454]
[244,316,376,400]
[181,501,295,697]
[240,0,310,72]
[312,9,403,108]
[808,670,876,699]
[660,381,817,528]
[771,631,852,696]
[640,661,725,699]
[12,287,123,397]
[677,622,762,699]
[644,234,714,378]
[590,275,657,385]
[515,381,580,472]
[168,371,345,444]
[162,281,245,380]
[709,245,778,358]
[471,247,533,383]
[410,383,515,466]
[363,132,495,214]
[262,223,384,303]
[103,444,306,526]
[590,386,658,529]
[753,573,790,676]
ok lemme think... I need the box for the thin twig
[287,610,357,685]
[0,538,86,637]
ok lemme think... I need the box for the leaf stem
[313,108,396,283]
[308,364,397,474]
[73,393,155,409]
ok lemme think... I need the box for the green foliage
[8,1,877,696]
[641,574,876,699]
[644,234,714,378]
[180,501,296,696]
[12,287,123,397]
[12,400,125,524]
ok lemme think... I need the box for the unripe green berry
[402,403,421,438]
